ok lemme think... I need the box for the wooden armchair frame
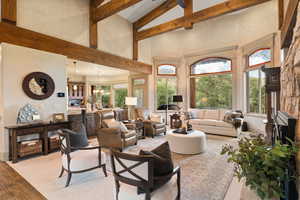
[57,130,107,187]
[110,149,180,200]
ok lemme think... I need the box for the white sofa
[188,109,241,137]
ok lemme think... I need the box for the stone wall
[281,3,300,172]
[281,5,300,119]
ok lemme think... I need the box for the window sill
[245,113,267,119]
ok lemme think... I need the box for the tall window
[190,57,232,109]
[156,65,177,110]
[246,48,271,114]
[133,77,147,108]
[113,83,128,108]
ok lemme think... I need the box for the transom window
[191,57,231,75]
[248,48,271,67]
[190,57,232,109]
[157,64,176,75]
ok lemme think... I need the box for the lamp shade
[173,95,183,103]
[125,97,137,106]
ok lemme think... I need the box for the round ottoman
[166,130,207,154]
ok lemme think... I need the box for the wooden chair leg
[58,167,64,178]
[102,164,108,177]
[145,188,151,200]
[115,180,120,200]
[177,169,181,199]
[65,172,72,187]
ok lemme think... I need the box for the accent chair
[135,108,166,138]
[96,110,138,151]
[57,129,107,187]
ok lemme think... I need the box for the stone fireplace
[281,3,300,173]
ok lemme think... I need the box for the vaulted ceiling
[119,0,227,29]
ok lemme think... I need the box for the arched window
[156,64,177,110]
[190,57,232,109]
[157,64,176,75]
[248,48,271,67]
[191,57,231,75]
[246,48,271,114]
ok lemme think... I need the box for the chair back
[57,130,71,155]
[110,149,154,187]
[135,108,150,120]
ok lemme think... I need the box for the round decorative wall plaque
[22,72,55,100]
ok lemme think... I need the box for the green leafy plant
[221,135,298,200]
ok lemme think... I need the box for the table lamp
[125,97,137,120]
[173,95,183,113]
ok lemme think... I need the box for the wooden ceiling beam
[90,0,98,48]
[1,0,17,25]
[281,0,299,48]
[93,0,105,7]
[0,22,152,74]
[278,0,284,29]
[93,0,142,22]
[184,0,193,29]
[133,0,178,30]
[137,0,271,41]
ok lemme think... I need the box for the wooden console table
[5,121,70,163]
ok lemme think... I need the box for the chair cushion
[153,123,165,129]
[62,149,106,171]
[122,130,136,139]
[139,142,173,176]
[204,110,219,120]
[62,124,88,148]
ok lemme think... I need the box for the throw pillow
[62,123,89,148]
[103,118,120,128]
[138,142,174,193]
[139,142,174,176]
[119,122,129,132]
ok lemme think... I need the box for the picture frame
[53,113,65,122]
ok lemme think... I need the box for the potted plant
[221,135,298,200]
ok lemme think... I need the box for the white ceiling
[66,59,129,78]
[118,0,227,29]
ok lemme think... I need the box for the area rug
[8,135,236,200]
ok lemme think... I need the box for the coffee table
[166,129,207,154]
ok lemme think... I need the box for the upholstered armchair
[57,129,107,187]
[96,110,138,151]
[135,108,166,138]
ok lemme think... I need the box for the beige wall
[0,43,68,160]
[16,0,133,59]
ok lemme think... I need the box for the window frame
[157,64,177,76]
[155,64,178,112]
[189,57,233,109]
[190,57,232,77]
[245,48,270,115]
[245,68,266,115]
[247,48,271,69]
